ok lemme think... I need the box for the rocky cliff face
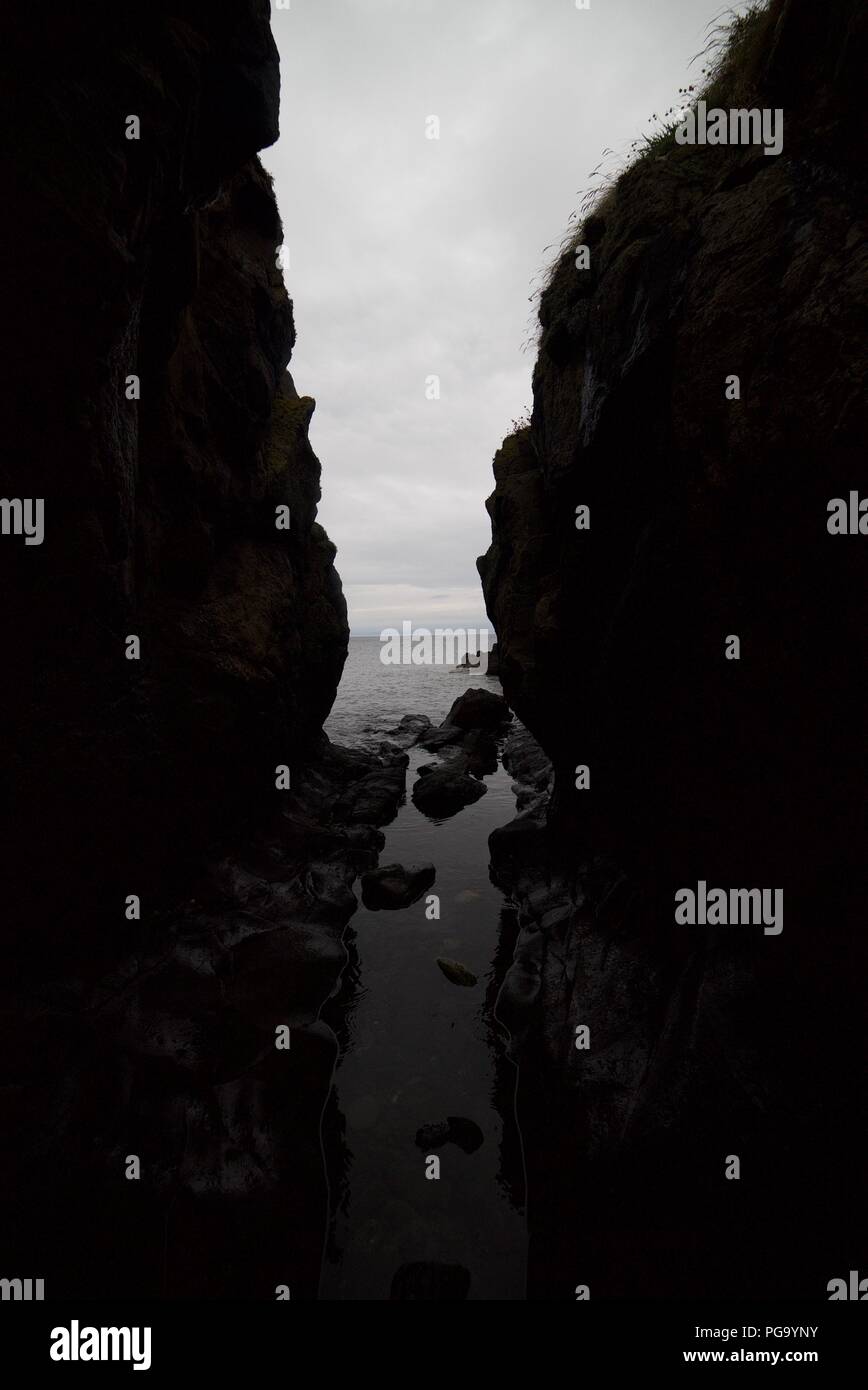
[0,0,347,929]
[482,0,867,877]
[481,0,868,1297]
[0,3,401,1300]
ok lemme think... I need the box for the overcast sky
[263,0,737,634]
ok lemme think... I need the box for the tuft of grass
[696,1,776,108]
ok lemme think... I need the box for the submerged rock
[435,957,478,988]
[360,862,436,910]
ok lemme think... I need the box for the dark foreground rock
[501,725,553,815]
[0,740,407,1300]
[361,862,436,910]
[443,687,513,732]
[412,763,487,818]
[411,689,510,817]
[459,730,499,777]
[311,741,408,826]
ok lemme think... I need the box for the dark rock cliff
[481,0,868,1297]
[0,0,348,931]
[0,0,362,1303]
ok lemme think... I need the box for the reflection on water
[319,742,527,1300]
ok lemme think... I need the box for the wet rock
[330,757,408,825]
[417,724,499,784]
[485,641,501,679]
[360,862,436,911]
[386,714,434,748]
[412,765,487,818]
[415,1117,484,1153]
[460,729,499,777]
[488,811,547,871]
[501,725,553,813]
[442,687,513,732]
[298,742,408,831]
[418,725,466,753]
[227,923,347,1029]
[435,957,478,988]
[390,1262,471,1301]
[496,954,543,1036]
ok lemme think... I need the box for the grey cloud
[264,0,737,631]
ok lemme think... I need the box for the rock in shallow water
[435,957,478,988]
[412,765,487,818]
[442,687,513,732]
[360,862,436,910]
[385,714,434,748]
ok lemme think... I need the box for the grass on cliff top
[528,0,777,338]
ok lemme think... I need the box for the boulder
[360,862,436,910]
[412,766,487,818]
[442,687,513,732]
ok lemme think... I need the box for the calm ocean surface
[320,637,527,1300]
[325,634,494,747]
